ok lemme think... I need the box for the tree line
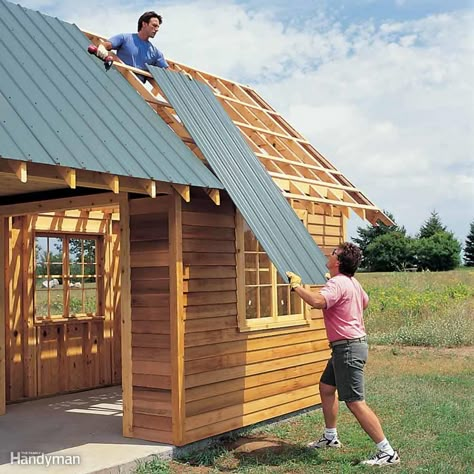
[352,211,474,272]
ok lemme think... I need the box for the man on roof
[96,11,168,82]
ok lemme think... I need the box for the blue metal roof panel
[0,0,222,189]
[149,67,328,284]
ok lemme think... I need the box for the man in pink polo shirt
[287,242,400,467]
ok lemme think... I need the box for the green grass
[359,270,474,347]
[135,456,171,474]
[135,270,474,473]
[34,282,97,317]
[137,347,473,473]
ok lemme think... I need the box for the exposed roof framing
[83,30,393,226]
[0,157,174,199]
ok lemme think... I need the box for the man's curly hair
[336,242,362,277]
[138,11,163,31]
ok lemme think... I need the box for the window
[236,212,308,331]
[34,233,103,321]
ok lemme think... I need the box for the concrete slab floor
[0,386,174,473]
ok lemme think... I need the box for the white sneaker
[307,435,342,449]
[361,450,400,466]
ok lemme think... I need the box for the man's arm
[286,271,327,309]
[294,286,327,309]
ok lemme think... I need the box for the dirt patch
[225,435,289,455]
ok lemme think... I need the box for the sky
[19,0,474,245]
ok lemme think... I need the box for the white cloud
[17,0,474,242]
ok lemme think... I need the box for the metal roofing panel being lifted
[149,67,328,284]
[0,0,222,190]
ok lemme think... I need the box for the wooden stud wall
[0,217,5,415]
[306,206,345,252]
[128,196,173,444]
[5,212,120,402]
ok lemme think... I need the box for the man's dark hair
[138,11,163,31]
[337,242,362,277]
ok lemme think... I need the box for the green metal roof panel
[0,0,222,189]
[149,67,328,284]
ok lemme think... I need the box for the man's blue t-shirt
[108,33,168,80]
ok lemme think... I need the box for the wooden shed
[0,0,392,447]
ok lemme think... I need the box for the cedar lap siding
[125,191,344,446]
[0,0,392,447]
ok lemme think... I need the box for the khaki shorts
[320,339,368,402]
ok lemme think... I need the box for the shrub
[414,231,461,271]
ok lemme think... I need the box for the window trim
[235,210,310,332]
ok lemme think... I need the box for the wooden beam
[57,167,76,189]
[169,192,185,445]
[340,206,350,219]
[22,216,36,397]
[145,180,156,198]
[235,212,248,331]
[282,192,381,211]
[215,92,278,115]
[235,121,309,144]
[0,160,163,196]
[7,160,27,183]
[0,217,5,415]
[352,207,366,221]
[0,158,172,195]
[104,175,120,194]
[172,184,190,202]
[0,192,120,217]
[269,171,358,192]
[205,189,220,206]
[119,193,133,437]
[256,153,343,175]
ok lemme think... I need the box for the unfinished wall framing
[4,208,121,402]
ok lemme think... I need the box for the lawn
[135,269,474,473]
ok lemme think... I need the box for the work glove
[286,271,302,290]
[96,44,109,60]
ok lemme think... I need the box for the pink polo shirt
[319,273,368,342]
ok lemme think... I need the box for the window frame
[33,231,105,323]
[235,210,310,332]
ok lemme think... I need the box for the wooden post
[169,191,185,445]
[103,215,113,384]
[22,215,36,398]
[235,211,247,329]
[341,212,347,243]
[119,193,133,437]
[0,217,6,415]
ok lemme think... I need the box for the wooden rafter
[205,189,221,206]
[57,167,76,189]
[0,157,173,199]
[8,160,27,183]
[81,30,393,226]
[172,184,190,202]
